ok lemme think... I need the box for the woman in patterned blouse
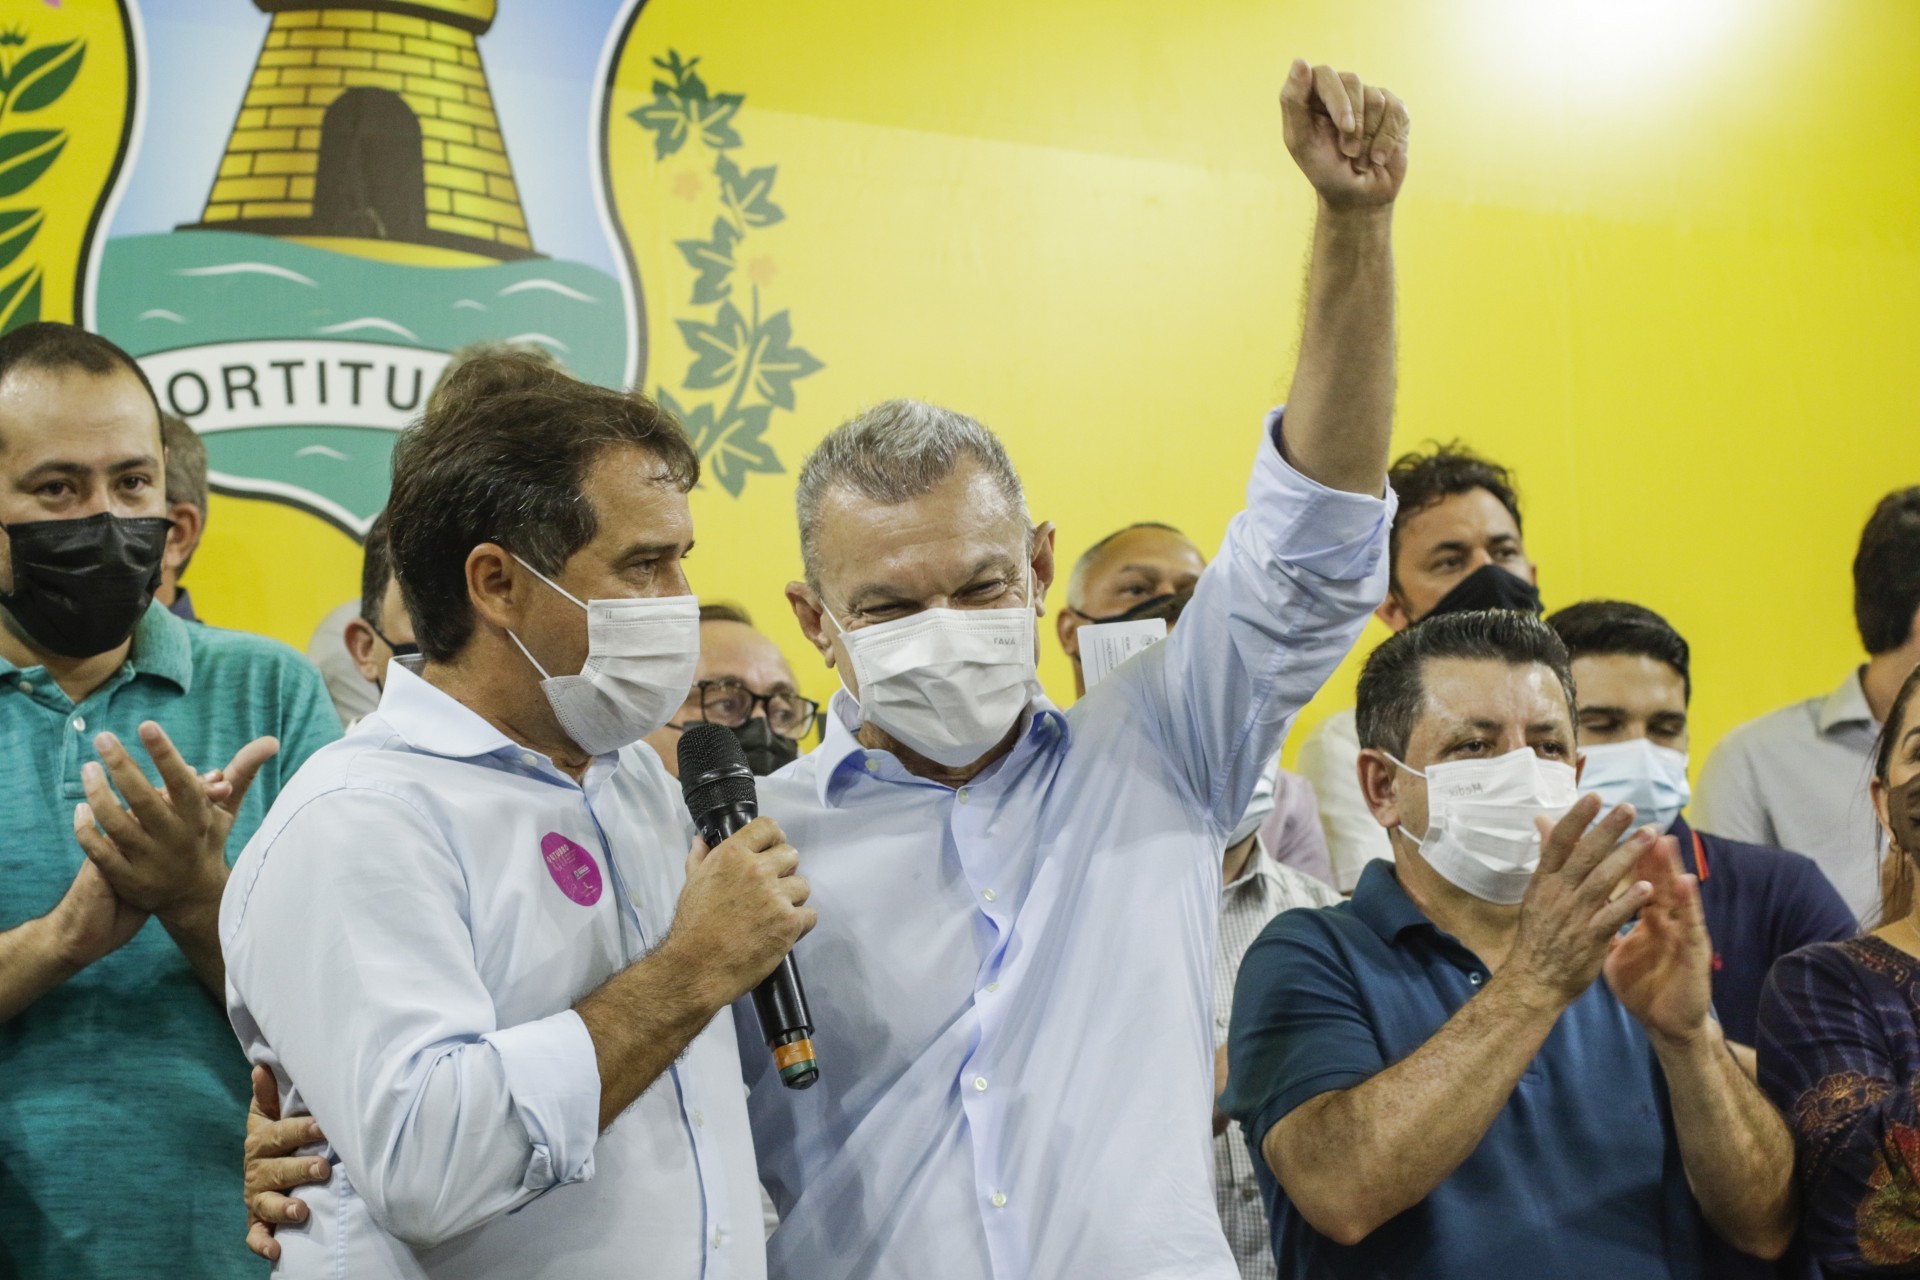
[1758,664,1920,1276]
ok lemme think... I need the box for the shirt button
[973,1076,989,1093]
[956,787,970,804]
[711,1226,724,1250]
[981,889,996,903]
[17,680,30,694]
[1242,1187,1258,1201]
[985,981,999,993]
[71,716,86,732]
[692,1109,704,1128]
[519,752,537,767]
[864,758,881,775]
[990,1191,1008,1208]
[1469,972,1484,986]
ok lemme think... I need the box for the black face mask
[1889,771,1920,860]
[730,716,800,776]
[0,513,171,658]
[1071,592,1184,625]
[1422,561,1542,622]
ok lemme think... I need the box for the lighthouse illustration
[93,0,640,538]
[181,0,538,262]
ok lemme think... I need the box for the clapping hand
[72,722,278,920]
[1604,835,1713,1047]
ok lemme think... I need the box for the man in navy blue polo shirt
[1223,610,1795,1279]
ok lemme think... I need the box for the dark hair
[1386,442,1523,588]
[359,507,396,630]
[1854,487,1920,656]
[386,354,700,662]
[699,602,753,626]
[1874,664,1920,926]
[1547,599,1692,701]
[0,322,162,445]
[1356,609,1576,759]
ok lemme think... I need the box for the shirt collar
[166,587,199,623]
[371,659,599,785]
[1819,666,1878,735]
[1223,834,1279,895]
[1348,858,1433,944]
[813,686,1069,806]
[124,600,194,692]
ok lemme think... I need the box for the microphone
[677,723,819,1090]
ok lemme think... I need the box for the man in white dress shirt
[744,60,1406,1280]
[222,354,812,1278]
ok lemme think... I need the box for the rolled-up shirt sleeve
[223,786,602,1249]
[1115,407,1394,836]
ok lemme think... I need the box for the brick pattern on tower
[184,0,536,260]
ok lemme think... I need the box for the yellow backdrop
[35,0,1920,769]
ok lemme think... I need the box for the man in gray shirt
[1697,486,1920,924]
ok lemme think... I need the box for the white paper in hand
[1078,618,1170,691]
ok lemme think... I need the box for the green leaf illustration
[714,153,783,228]
[0,130,66,199]
[6,40,84,114]
[704,404,781,498]
[749,310,824,411]
[675,217,738,305]
[630,57,743,159]
[0,265,42,336]
[676,300,752,391]
[0,208,43,273]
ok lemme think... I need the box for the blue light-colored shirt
[744,411,1394,1280]
[1223,859,1709,1280]
[221,662,765,1279]
[0,601,340,1280]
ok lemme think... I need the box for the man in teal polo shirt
[0,322,339,1278]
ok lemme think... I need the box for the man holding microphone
[221,353,810,1278]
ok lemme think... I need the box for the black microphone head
[677,722,758,816]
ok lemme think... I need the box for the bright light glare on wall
[1469,0,1751,96]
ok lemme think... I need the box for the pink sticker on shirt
[540,832,603,906]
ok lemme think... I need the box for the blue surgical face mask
[1578,739,1691,835]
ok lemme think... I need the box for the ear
[466,542,524,634]
[1357,747,1406,832]
[1028,521,1057,618]
[1056,605,1084,660]
[163,500,203,575]
[1375,592,1413,633]
[786,580,836,669]
[343,615,383,684]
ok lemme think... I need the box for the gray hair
[795,399,1028,588]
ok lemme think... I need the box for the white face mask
[1578,739,1691,835]
[824,567,1041,769]
[1230,764,1279,849]
[506,555,701,757]
[1389,746,1578,905]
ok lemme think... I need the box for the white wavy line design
[503,332,571,353]
[295,445,351,461]
[175,262,317,286]
[452,299,488,310]
[315,317,421,341]
[137,309,188,323]
[496,278,598,303]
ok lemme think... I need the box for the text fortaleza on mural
[138,340,452,433]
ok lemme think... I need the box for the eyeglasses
[681,680,820,739]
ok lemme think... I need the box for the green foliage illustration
[0,31,85,335]
[632,51,823,497]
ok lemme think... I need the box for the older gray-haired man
[747,58,1406,1280]
[244,58,1408,1279]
